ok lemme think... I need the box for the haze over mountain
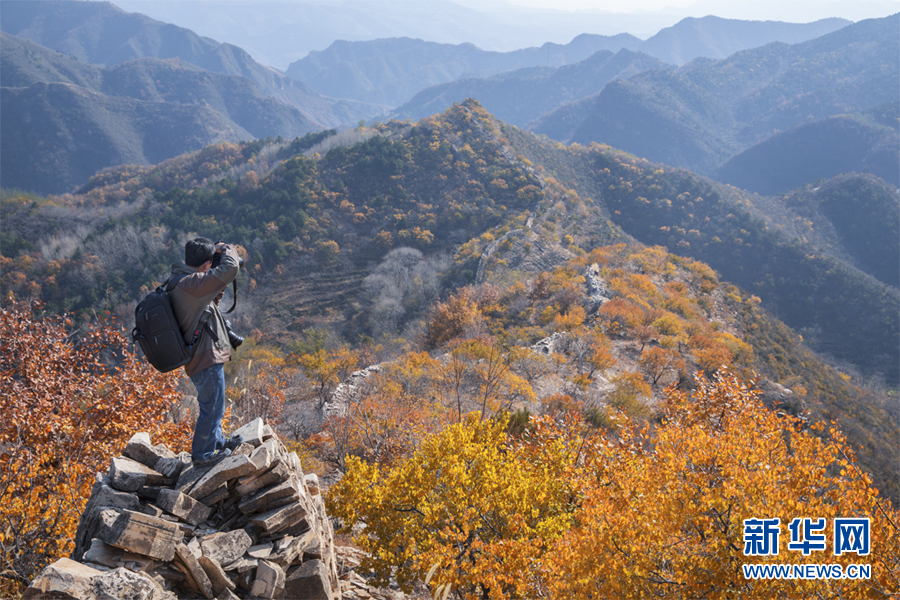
[391,48,670,126]
[287,16,848,108]
[0,0,382,125]
[714,102,900,195]
[532,14,899,178]
[110,0,896,70]
[285,33,644,109]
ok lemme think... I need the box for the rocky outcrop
[25,418,343,600]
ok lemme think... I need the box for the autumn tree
[437,337,534,423]
[328,365,898,599]
[296,347,362,407]
[639,346,684,386]
[0,300,190,596]
[327,414,581,599]
[547,371,900,599]
[424,288,485,349]
[314,352,444,471]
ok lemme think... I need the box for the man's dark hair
[185,237,216,267]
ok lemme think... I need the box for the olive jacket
[168,245,240,377]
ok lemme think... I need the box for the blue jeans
[189,363,226,461]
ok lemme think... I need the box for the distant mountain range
[0,0,383,194]
[0,32,321,195]
[1,0,896,200]
[287,16,849,108]
[0,0,381,125]
[109,0,682,69]
[391,48,670,126]
[531,14,899,179]
[285,33,645,109]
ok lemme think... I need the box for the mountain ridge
[0,32,322,195]
[531,13,899,176]
[0,0,382,126]
[285,15,850,109]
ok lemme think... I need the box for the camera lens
[228,330,244,349]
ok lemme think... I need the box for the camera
[211,244,245,269]
[224,319,244,349]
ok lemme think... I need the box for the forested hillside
[2,98,897,599]
[2,99,897,488]
[714,102,900,194]
[0,33,325,195]
[0,1,382,195]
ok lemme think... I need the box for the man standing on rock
[169,237,243,467]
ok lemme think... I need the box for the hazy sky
[113,0,900,68]
[469,0,900,21]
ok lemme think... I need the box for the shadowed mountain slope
[0,0,381,126]
[714,102,900,195]
[0,32,322,194]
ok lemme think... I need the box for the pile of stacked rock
[24,418,344,600]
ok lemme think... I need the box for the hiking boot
[221,434,244,451]
[193,447,232,468]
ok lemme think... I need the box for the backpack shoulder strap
[162,274,189,293]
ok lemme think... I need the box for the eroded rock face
[26,420,343,600]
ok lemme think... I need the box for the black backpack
[132,276,211,373]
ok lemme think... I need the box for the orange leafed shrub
[0,300,190,595]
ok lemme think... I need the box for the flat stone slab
[283,559,334,600]
[73,478,141,560]
[239,477,301,515]
[199,555,236,597]
[24,558,176,600]
[157,488,213,526]
[82,539,123,568]
[108,456,169,492]
[23,557,102,599]
[248,542,274,559]
[124,432,176,469]
[251,500,308,534]
[251,559,285,599]
[189,454,257,500]
[231,418,266,447]
[155,454,190,479]
[271,530,319,568]
[175,542,214,599]
[94,508,183,561]
[200,529,253,566]
[235,460,291,497]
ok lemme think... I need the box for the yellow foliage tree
[327,413,581,599]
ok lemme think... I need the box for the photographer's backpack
[132,276,209,373]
